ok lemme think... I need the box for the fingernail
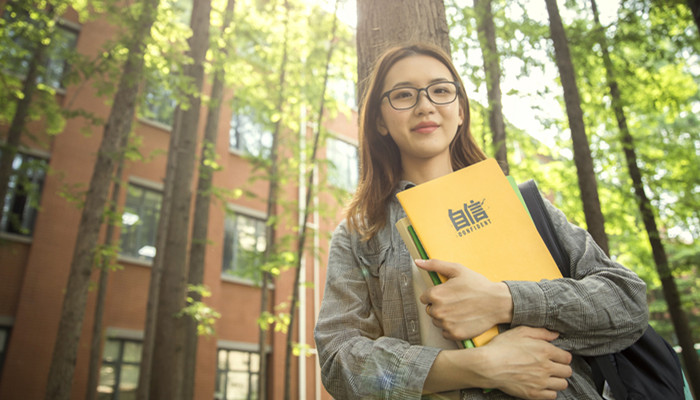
[414,259,427,266]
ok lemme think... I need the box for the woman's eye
[392,90,414,100]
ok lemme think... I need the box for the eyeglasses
[381,81,460,110]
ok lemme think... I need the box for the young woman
[314,43,648,399]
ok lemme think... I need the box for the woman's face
[377,54,464,173]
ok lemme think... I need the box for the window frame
[0,147,49,240]
[138,80,177,130]
[118,178,163,266]
[0,8,80,90]
[221,204,267,285]
[215,343,261,400]
[227,108,273,158]
[97,335,143,400]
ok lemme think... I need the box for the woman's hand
[425,326,573,400]
[416,258,513,341]
[479,326,573,399]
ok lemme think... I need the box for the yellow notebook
[396,158,562,347]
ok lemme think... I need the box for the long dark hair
[346,43,486,240]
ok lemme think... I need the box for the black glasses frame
[381,81,460,110]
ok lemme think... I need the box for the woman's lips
[412,122,439,134]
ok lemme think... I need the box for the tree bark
[356,0,450,101]
[687,0,700,37]
[44,1,160,399]
[136,106,182,400]
[544,0,609,255]
[474,0,509,174]
[85,149,127,400]
[591,0,700,395]
[258,1,290,397]
[149,1,211,399]
[181,0,235,399]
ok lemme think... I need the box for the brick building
[0,3,357,399]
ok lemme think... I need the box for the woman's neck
[401,156,453,185]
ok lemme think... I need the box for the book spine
[406,225,475,349]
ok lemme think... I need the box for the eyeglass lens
[386,82,457,110]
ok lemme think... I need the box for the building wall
[0,5,357,399]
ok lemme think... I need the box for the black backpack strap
[518,180,570,277]
[590,355,628,399]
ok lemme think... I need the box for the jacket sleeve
[313,222,441,400]
[505,197,649,356]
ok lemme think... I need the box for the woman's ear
[458,106,465,126]
[377,117,389,136]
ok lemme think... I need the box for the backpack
[518,179,686,400]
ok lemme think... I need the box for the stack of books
[395,158,562,348]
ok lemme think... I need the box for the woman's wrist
[495,282,514,325]
[424,347,493,393]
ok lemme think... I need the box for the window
[120,184,162,262]
[98,338,142,400]
[326,137,358,192]
[229,108,272,158]
[42,23,78,88]
[139,82,176,127]
[222,212,266,281]
[137,0,191,128]
[215,348,260,400]
[0,151,47,236]
[0,5,79,88]
[0,326,10,378]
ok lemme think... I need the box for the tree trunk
[687,0,700,36]
[283,3,339,399]
[356,0,450,101]
[0,5,51,228]
[85,148,127,400]
[591,0,700,395]
[150,1,211,399]
[44,1,160,399]
[544,0,609,255]
[135,107,182,400]
[258,2,290,397]
[181,1,235,399]
[474,0,508,174]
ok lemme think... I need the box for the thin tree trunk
[85,145,127,400]
[544,0,609,255]
[283,3,339,399]
[474,0,508,174]
[356,0,450,100]
[0,5,51,227]
[44,1,160,399]
[258,2,290,397]
[150,1,211,399]
[181,1,235,399]
[591,1,700,395]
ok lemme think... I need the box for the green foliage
[179,284,222,337]
[447,0,700,342]
[257,306,291,334]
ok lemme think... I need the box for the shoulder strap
[517,180,570,277]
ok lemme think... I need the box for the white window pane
[226,371,249,400]
[120,185,162,261]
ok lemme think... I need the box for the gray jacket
[314,182,648,399]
